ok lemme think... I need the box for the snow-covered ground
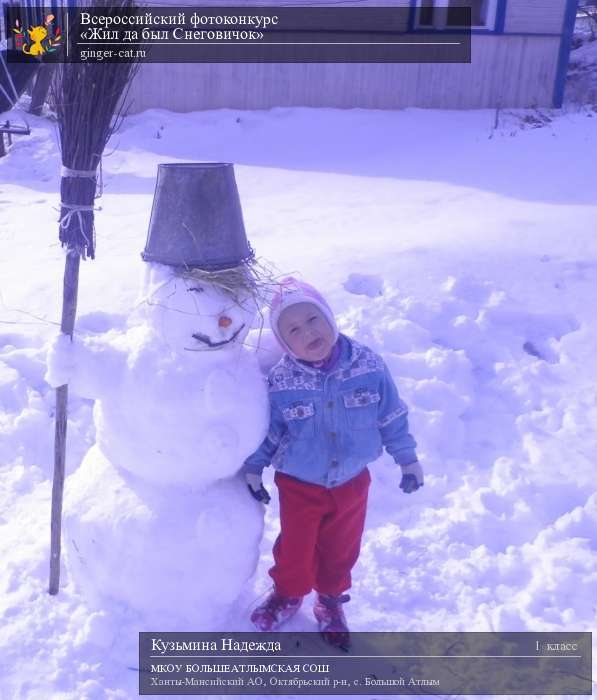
[1,47,597,700]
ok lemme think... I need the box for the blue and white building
[124,0,580,110]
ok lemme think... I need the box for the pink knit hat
[270,277,338,356]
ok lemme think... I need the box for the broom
[48,0,143,595]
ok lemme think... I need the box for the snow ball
[83,318,268,487]
[64,448,264,628]
[135,262,257,356]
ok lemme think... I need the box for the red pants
[269,468,371,597]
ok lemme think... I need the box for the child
[243,277,423,647]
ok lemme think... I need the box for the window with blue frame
[416,0,498,30]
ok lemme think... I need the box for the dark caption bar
[4,6,471,64]
[138,631,592,695]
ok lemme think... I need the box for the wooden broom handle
[49,249,80,595]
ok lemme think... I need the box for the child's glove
[245,473,271,504]
[399,461,424,494]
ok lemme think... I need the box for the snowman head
[138,263,258,354]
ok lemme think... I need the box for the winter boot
[313,593,351,649]
[251,590,303,632]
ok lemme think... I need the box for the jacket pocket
[342,388,380,429]
[282,401,316,440]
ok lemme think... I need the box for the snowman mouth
[191,323,245,348]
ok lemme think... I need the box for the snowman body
[57,263,269,628]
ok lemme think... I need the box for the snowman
[45,163,270,630]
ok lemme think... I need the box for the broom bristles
[50,0,145,258]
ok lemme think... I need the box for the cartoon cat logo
[12,14,61,55]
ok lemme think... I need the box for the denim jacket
[243,334,418,488]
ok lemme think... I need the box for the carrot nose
[218,315,232,328]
